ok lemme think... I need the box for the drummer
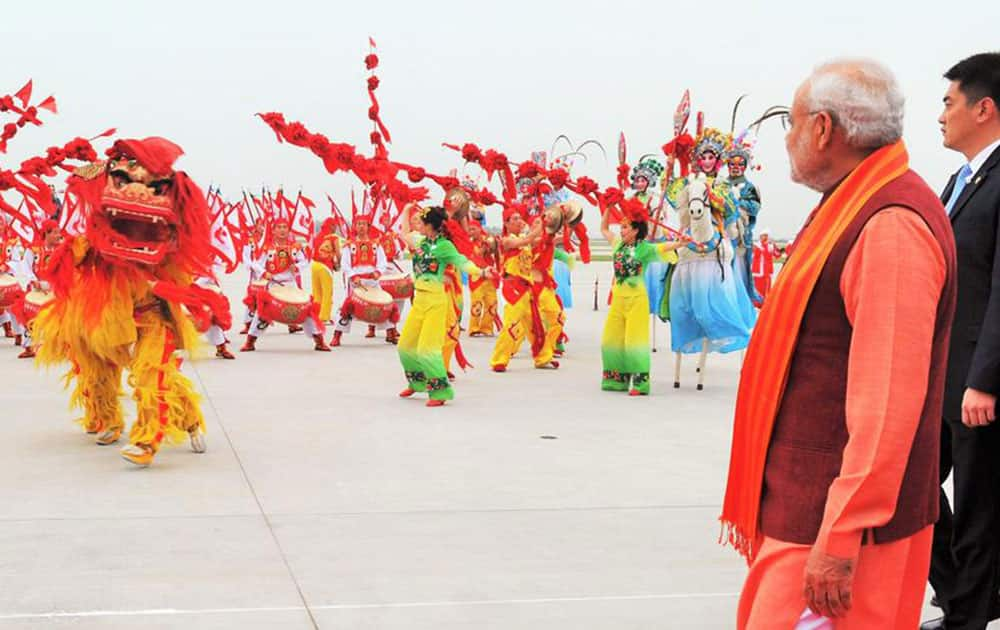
[239,222,266,335]
[378,218,408,345]
[240,218,330,352]
[195,260,235,359]
[0,218,25,344]
[330,214,393,347]
[14,220,62,359]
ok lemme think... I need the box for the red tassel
[574,223,591,264]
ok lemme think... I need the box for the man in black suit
[924,52,1000,630]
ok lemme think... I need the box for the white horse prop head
[681,173,733,264]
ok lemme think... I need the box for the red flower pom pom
[547,168,568,189]
[461,143,482,163]
[574,176,599,196]
[477,189,497,206]
[516,162,539,180]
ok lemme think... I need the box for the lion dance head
[69,136,213,278]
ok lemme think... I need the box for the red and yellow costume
[528,229,565,366]
[311,218,341,322]
[33,137,228,467]
[440,264,464,372]
[489,208,543,370]
[468,224,500,337]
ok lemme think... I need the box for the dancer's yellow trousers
[468,280,498,336]
[311,261,334,322]
[601,284,651,394]
[398,287,453,400]
[533,286,563,366]
[441,285,463,373]
[490,291,530,368]
[489,286,561,368]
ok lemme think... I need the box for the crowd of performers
[0,46,782,466]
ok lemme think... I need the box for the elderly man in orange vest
[721,58,958,629]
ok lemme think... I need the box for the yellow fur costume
[35,237,205,452]
[33,136,223,466]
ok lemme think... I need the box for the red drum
[257,284,312,325]
[347,285,396,324]
[0,274,23,308]
[22,290,54,325]
[244,279,268,311]
[379,272,414,301]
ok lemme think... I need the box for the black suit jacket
[941,144,1000,420]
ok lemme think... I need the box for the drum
[244,279,268,311]
[347,285,395,324]
[187,283,225,333]
[0,273,23,308]
[21,290,54,325]
[258,284,312,325]
[379,272,414,301]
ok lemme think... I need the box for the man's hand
[962,387,997,428]
[803,547,855,619]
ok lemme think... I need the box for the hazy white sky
[2,0,997,237]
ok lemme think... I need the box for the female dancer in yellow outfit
[489,206,541,371]
[397,206,482,407]
[600,199,686,395]
[467,221,500,337]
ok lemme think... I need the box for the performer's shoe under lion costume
[34,137,226,467]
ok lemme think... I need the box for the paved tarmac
[0,262,957,628]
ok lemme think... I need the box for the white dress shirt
[966,137,1000,182]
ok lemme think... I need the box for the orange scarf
[719,141,909,561]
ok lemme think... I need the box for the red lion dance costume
[34,137,226,467]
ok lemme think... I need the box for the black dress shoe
[919,616,945,630]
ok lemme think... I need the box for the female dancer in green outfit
[397,206,483,407]
[599,200,687,395]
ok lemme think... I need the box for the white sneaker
[189,431,207,454]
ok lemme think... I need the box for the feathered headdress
[692,128,731,162]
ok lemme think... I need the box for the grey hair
[805,58,905,149]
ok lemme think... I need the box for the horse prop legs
[673,351,682,389]
[696,339,709,391]
[674,339,709,390]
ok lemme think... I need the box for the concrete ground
[0,263,956,628]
